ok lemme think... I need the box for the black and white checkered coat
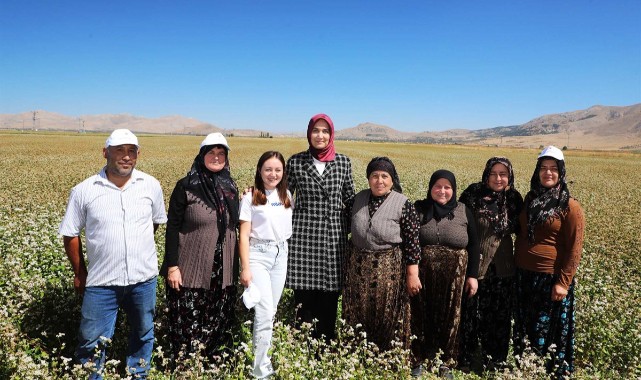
[286,150,355,291]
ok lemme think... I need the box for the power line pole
[32,111,38,130]
[32,111,40,131]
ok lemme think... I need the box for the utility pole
[32,111,38,130]
[562,125,570,148]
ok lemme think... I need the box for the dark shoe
[439,365,454,379]
[410,364,423,377]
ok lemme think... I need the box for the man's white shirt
[59,168,167,287]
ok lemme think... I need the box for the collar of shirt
[311,156,327,175]
[95,167,145,189]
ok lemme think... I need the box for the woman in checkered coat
[286,113,355,342]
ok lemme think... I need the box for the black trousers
[293,289,340,343]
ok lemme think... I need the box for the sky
[1,1,640,133]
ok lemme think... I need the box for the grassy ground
[0,131,639,378]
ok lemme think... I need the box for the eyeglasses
[539,166,559,173]
[488,172,509,178]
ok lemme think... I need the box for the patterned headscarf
[459,157,523,237]
[415,169,458,224]
[525,156,570,243]
[307,113,336,162]
[366,156,402,193]
[184,144,239,234]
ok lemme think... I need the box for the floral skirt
[342,244,410,351]
[513,268,575,379]
[460,264,514,365]
[166,246,237,367]
[411,245,467,366]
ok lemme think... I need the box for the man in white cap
[59,129,167,379]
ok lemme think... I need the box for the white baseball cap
[200,132,231,151]
[105,129,139,148]
[242,282,261,309]
[538,145,564,161]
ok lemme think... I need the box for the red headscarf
[307,113,336,162]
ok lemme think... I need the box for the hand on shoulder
[241,186,254,199]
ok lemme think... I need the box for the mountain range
[1,103,640,150]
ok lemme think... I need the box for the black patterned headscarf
[366,156,402,193]
[459,157,524,237]
[525,156,570,243]
[184,144,240,234]
[415,169,458,224]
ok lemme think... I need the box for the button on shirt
[59,168,168,287]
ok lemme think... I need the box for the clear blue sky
[1,1,640,132]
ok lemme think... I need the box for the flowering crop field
[0,132,639,379]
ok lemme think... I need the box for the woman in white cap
[238,151,293,379]
[160,133,240,367]
[513,145,585,379]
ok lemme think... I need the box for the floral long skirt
[342,245,411,351]
[411,245,467,366]
[513,268,575,379]
[166,247,237,368]
[460,264,514,366]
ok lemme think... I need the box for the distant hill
[334,104,641,150]
[2,104,640,150]
[335,122,417,141]
[474,104,641,138]
[470,104,641,150]
[0,111,264,137]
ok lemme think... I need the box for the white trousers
[249,238,288,379]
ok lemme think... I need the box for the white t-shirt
[312,156,326,175]
[239,189,293,242]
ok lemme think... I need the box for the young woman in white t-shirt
[239,151,293,379]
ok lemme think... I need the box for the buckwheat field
[1,132,639,379]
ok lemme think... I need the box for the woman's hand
[551,283,568,302]
[406,264,422,297]
[238,221,252,287]
[464,277,478,298]
[240,267,253,288]
[167,266,182,291]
